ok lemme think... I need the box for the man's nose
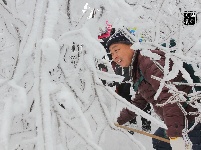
[112,53,118,61]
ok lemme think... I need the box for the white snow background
[0,0,201,149]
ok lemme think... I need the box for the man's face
[109,43,134,67]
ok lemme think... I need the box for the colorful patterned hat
[106,30,132,50]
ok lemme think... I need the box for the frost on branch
[0,1,153,148]
[1,0,201,149]
[111,0,201,146]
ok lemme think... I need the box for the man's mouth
[117,59,122,63]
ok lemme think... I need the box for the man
[106,29,201,150]
[99,27,151,132]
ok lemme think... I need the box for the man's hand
[117,108,136,125]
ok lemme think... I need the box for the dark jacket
[117,50,197,137]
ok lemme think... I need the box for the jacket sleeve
[117,92,148,125]
[139,51,184,137]
[131,92,148,110]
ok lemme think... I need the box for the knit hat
[106,30,132,50]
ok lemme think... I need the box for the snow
[41,38,60,70]
[192,38,201,53]
[43,0,59,38]
[0,0,201,150]
[7,80,27,114]
[0,96,12,150]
